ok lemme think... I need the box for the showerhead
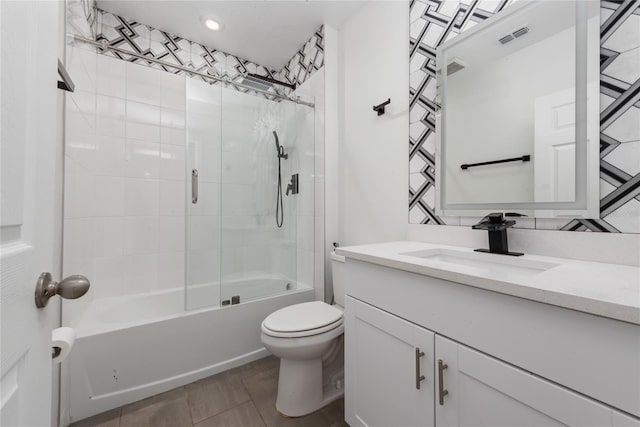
[242,74,274,91]
[241,73,297,91]
[273,131,287,160]
[273,131,280,152]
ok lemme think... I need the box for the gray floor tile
[230,356,280,380]
[186,369,252,424]
[194,401,266,427]
[320,398,348,427]
[120,387,192,427]
[81,357,346,427]
[70,408,121,427]
[242,367,345,427]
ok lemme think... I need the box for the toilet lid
[263,301,343,333]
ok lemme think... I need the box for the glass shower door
[185,78,222,310]
[219,88,314,304]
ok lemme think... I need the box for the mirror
[435,0,600,218]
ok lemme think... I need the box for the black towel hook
[373,98,390,116]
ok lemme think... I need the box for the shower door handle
[192,169,198,204]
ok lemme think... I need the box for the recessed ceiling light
[201,15,222,31]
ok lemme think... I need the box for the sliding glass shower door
[186,77,315,310]
[185,78,222,311]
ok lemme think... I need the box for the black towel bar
[461,155,530,170]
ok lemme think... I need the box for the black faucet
[472,213,524,256]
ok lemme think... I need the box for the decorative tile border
[92,9,324,95]
[409,0,640,233]
[278,25,325,88]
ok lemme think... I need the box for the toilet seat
[262,301,343,338]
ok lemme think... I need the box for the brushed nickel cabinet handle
[192,169,198,204]
[415,347,426,389]
[438,359,449,405]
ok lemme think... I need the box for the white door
[345,296,435,427]
[434,335,618,427]
[1,1,63,426]
[533,83,599,218]
[534,87,577,206]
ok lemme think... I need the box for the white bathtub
[62,277,313,423]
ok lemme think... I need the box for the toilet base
[275,357,344,417]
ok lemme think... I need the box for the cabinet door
[435,335,617,427]
[345,296,435,427]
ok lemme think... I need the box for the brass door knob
[34,272,90,308]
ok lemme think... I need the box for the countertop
[336,241,640,325]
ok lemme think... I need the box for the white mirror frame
[435,0,600,219]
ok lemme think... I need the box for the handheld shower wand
[273,131,288,160]
[273,131,286,228]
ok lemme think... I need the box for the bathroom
[0,0,638,426]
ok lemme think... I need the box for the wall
[337,1,410,246]
[332,0,638,266]
[63,47,188,304]
[409,0,640,233]
[63,5,326,310]
[322,25,340,303]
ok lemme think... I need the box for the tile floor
[70,356,348,427]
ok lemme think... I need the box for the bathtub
[62,277,314,423]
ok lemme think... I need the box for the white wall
[335,1,639,267]
[62,47,188,308]
[337,1,410,246]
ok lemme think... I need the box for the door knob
[35,272,90,308]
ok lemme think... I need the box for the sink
[401,248,559,278]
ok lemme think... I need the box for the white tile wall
[63,46,187,301]
[65,45,320,308]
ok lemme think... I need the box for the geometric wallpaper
[92,9,324,95]
[409,0,640,233]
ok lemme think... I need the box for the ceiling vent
[513,27,529,38]
[499,26,529,45]
[499,34,514,45]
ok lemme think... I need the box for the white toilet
[260,251,346,417]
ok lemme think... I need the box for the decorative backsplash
[409,0,640,233]
[84,8,323,92]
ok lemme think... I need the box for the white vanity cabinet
[341,249,640,427]
[345,296,435,427]
[346,296,640,427]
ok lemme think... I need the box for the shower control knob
[34,272,90,308]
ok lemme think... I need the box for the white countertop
[336,241,640,325]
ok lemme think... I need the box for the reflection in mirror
[436,0,599,218]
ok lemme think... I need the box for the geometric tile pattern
[93,9,324,95]
[409,0,640,233]
[278,26,325,88]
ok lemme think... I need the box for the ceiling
[97,0,367,70]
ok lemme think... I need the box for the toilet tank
[330,251,346,307]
